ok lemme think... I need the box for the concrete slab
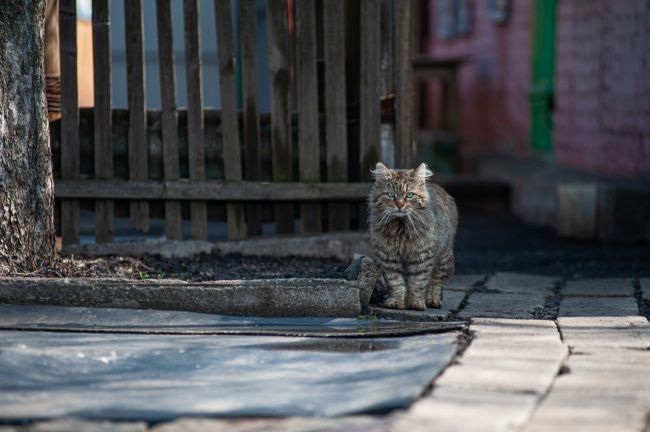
[558,296,640,317]
[558,316,650,348]
[0,277,361,318]
[524,348,650,432]
[397,388,538,432]
[563,278,635,297]
[445,274,486,292]
[458,292,548,319]
[370,290,466,322]
[397,318,566,432]
[485,272,558,294]
[0,331,458,421]
[63,232,373,261]
[640,278,650,300]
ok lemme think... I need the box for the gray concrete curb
[61,232,373,261]
[0,277,361,318]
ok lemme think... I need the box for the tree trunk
[0,0,55,272]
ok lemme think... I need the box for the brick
[485,272,558,294]
[558,316,650,348]
[563,278,634,297]
[459,293,548,319]
[558,297,639,317]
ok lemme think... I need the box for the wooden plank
[214,0,245,239]
[92,0,113,243]
[267,0,294,235]
[295,0,321,234]
[124,0,149,232]
[60,0,80,246]
[359,0,381,177]
[54,176,503,201]
[358,0,381,230]
[55,180,373,201]
[239,0,263,237]
[394,0,415,169]
[323,0,350,232]
[156,0,182,240]
[183,0,207,240]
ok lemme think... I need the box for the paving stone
[558,297,640,317]
[558,316,650,348]
[434,321,567,395]
[458,292,548,319]
[398,319,565,432]
[563,278,634,297]
[640,278,650,300]
[485,272,558,294]
[444,275,486,292]
[524,349,650,432]
[370,290,466,322]
[395,388,538,432]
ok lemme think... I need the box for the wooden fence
[53,0,417,245]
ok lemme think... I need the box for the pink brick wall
[422,0,533,161]
[424,0,650,178]
[554,0,650,178]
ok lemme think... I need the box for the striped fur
[368,162,458,310]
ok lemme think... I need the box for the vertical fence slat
[215,0,245,239]
[92,0,113,243]
[359,0,381,177]
[240,0,263,236]
[295,0,321,234]
[358,0,381,230]
[156,0,182,240]
[183,0,208,240]
[395,0,415,168]
[60,0,80,246]
[323,0,350,232]
[267,0,294,235]
[124,0,149,232]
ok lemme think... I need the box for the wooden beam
[92,0,113,243]
[295,0,322,234]
[156,0,182,240]
[124,0,149,232]
[323,0,350,232]
[215,0,245,239]
[59,0,80,246]
[267,0,294,235]
[55,180,373,201]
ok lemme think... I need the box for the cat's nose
[395,199,405,209]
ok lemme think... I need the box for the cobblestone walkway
[2,274,649,432]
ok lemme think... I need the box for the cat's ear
[370,162,391,181]
[414,163,434,180]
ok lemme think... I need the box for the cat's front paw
[383,297,406,310]
[426,298,442,308]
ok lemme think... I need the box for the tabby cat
[368,162,458,310]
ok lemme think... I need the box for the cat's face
[370,162,432,221]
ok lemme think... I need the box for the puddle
[261,339,400,352]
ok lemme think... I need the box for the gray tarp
[0,304,459,421]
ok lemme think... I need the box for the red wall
[554,0,650,178]
[422,0,533,162]
[423,0,649,178]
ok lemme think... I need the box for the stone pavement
[1,273,649,432]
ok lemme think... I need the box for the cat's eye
[387,192,395,198]
[406,192,414,199]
